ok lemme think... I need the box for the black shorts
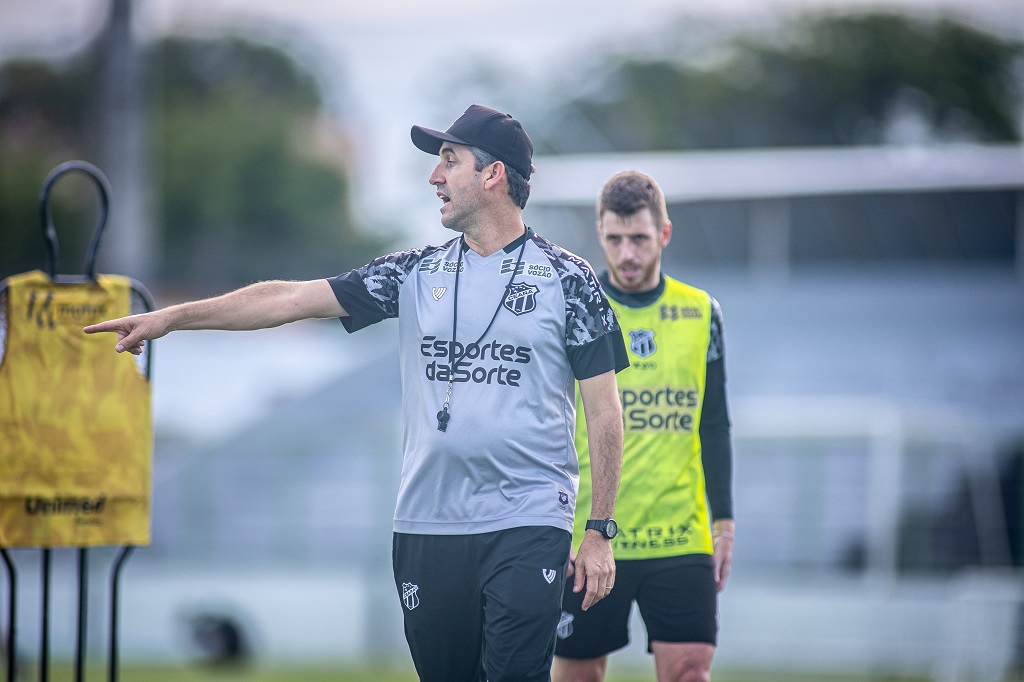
[393,526,571,682]
[554,554,717,659]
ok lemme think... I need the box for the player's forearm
[585,404,623,519]
[578,371,624,519]
[163,280,330,332]
[700,358,734,520]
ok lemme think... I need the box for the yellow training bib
[0,270,152,547]
[574,277,712,559]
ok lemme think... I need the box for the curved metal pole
[75,549,88,682]
[108,547,133,682]
[1,549,16,682]
[37,161,112,281]
[40,549,50,682]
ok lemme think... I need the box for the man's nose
[429,164,444,185]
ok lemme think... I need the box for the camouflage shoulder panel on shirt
[708,294,725,363]
[358,239,457,317]
[530,232,620,348]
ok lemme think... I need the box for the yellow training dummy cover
[0,270,151,547]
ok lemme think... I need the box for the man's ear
[661,220,673,248]
[481,161,505,191]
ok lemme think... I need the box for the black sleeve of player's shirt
[326,270,389,333]
[700,358,733,521]
[568,330,629,380]
[701,294,733,521]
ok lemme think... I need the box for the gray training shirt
[328,228,628,535]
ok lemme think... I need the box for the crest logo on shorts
[629,329,657,358]
[431,287,446,301]
[542,569,557,584]
[402,582,420,610]
[556,611,574,639]
[503,282,539,316]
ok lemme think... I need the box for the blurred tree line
[523,11,1021,270]
[536,12,1022,152]
[0,34,389,290]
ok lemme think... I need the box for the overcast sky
[2,0,1021,237]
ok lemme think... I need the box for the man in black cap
[85,104,629,681]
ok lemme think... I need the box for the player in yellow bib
[553,171,734,682]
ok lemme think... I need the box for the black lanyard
[437,228,529,432]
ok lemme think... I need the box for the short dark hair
[597,171,668,227]
[470,147,531,210]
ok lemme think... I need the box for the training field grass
[35,662,957,682]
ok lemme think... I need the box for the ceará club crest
[503,282,539,316]
[629,329,657,358]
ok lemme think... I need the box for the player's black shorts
[393,526,571,682]
[554,554,717,659]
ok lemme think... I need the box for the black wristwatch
[585,518,618,539]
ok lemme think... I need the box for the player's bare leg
[551,654,608,682]
[651,641,714,682]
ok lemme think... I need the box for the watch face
[605,519,618,538]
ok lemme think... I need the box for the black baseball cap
[411,104,534,179]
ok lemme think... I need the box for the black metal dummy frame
[1,161,154,682]
[2,547,135,682]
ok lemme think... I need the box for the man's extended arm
[83,279,346,354]
[572,369,623,610]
